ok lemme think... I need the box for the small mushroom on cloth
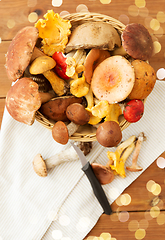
[5,77,53,125]
[65,22,121,53]
[6,26,39,82]
[91,55,135,104]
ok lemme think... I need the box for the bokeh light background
[0,0,165,239]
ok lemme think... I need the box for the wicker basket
[35,12,131,142]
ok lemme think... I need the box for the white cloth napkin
[0,81,165,240]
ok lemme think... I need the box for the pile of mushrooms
[5,11,156,148]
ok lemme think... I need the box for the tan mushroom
[6,26,39,82]
[66,103,90,125]
[5,77,54,125]
[32,146,79,177]
[65,22,121,53]
[29,56,68,96]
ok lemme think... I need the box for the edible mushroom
[52,121,79,144]
[96,121,122,147]
[6,26,39,82]
[65,22,121,53]
[66,103,90,125]
[6,77,53,125]
[113,23,154,61]
[91,56,135,104]
[29,55,68,96]
[91,163,114,185]
[33,146,79,177]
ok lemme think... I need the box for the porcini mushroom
[91,56,135,104]
[5,77,53,125]
[113,23,154,61]
[29,56,68,96]
[32,146,79,177]
[6,26,39,82]
[96,121,122,147]
[66,103,90,125]
[65,22,121,53]
[91,163,114,185]
[52,121,80,144]
[40,96,82,122]
[128,60,156,99]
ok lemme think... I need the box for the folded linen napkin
[0,81,165,240]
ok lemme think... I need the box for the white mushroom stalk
[33,146,79,177]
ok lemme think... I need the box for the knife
[70,142,112,215]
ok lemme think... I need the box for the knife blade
[70,142,112,215]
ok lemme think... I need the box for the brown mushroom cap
[121,23,153,60]
[66,103,90,125]
[128,60,156,99]
[6,77,41,125]
[6,26,39,82]
[52,121,69,145]
[32,154,47,177]
[96,121,122,147]
[91,163,114,185]
[40,96,82,122]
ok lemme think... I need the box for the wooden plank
[0,98,5,128]
[84,210,165,239]
[0,41,11,97]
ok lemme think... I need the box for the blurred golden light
[156,213,165,225]
[100,0,111,4]
[146,180,155,192]
[157,11,165,23]
[76,4,89,12]
[60,11,70,17]
[128,220,139,232]
[150,206,160,218]
[128,5,139,17]
[7,19,15,29]
[118,14,129,25]
[150,19,160,31]
[151,183,161,196]
[52,0,63,7]
[118,211,130,222]
[28,12,38,23]
[100,232,111,239]
[135,0,146,8]
[139,219,149,230]
[138,7,149,17]
[135,229,146,240]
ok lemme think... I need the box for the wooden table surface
[0,0,165,239]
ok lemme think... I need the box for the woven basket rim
[35,12,131,142]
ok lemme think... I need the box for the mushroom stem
[32,146,79,177]
[45,146,79,169]
[126,132,145,172]
[39,91,55,104]
[67,122,80,136]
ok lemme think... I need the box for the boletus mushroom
[6,26,39,82]
[65,22,121,53]
[6,77,54,125]
[113,23,154,61]
[66,103,90,125]
[96,121,122,147]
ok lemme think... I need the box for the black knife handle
[82,162,112,215]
